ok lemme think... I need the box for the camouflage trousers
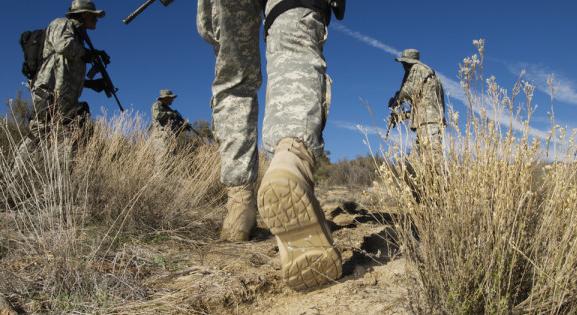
[150,127,175,166]
[197,0,330,187]
[31,86,90,127]
[415,123,443,161]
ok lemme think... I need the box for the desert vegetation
[0,106,226,313]
[379,40,577,314]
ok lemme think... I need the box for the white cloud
[332,120,387,137]
[331,24,401,56]
[506,63,577,106]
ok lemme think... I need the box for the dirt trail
[114,186,412,314]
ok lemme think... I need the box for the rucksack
[20,29,46,80]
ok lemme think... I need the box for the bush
[379,39,577,314]
[320,155,382,187]
[0,112,224,313]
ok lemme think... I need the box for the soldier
[30,0,107,137]
[389,49,446,158]
[150,89,192,155]
[197,0,342,289]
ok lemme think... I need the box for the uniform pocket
[321,73,332,131]
[297,9,327,45]
[196,0,219,45]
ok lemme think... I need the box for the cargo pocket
[297,9,327,45]
[321,73,332,131]
[196,0,219,46]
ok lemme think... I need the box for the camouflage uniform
[151,104,187,134]
[31,17,89,129]
[150,90,187,157]
[196,0,330,186]
[395,49,445,156]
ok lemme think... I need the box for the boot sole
[258,169,342,290]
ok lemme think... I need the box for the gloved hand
[82,49,110,65]
[388,91,400,108]
[84,79,106,93]
[388,97,397,108]
[96,50,111,65]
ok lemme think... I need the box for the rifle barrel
[112,91,125,112]
[123,0,157,24]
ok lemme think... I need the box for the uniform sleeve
[397,67,420,103]
[49,19,86,60]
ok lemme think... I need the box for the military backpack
[20,29,46,81]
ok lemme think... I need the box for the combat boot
[258,138,342,290]
[221,185,257,242]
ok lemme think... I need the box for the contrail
[331,24,400,56]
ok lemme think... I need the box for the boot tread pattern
[258,170,342,290]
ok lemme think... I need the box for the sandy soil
[117,185,414,315]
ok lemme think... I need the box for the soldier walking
[16,0,108,170]
[389,49,446,158]
[29,0,108,139]
[197,0,343,290]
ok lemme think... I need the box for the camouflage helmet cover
[395,49,421,64]
[157,89,178,100]
[66,0,105,18]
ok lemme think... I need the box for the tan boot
[0,296,16,315]
[258,138,342,290]
[221,185,257,242]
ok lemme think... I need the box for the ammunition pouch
[264,0,346,37]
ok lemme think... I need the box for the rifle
[123,0,174,24]
[182,122,201,137]
[385,92,410,140]
[79,29,125,112]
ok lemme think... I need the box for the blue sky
[1,1,576,161]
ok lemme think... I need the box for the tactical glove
[84,79,106,93]
[82,49,110,65]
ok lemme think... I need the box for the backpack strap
[264,0,331,38]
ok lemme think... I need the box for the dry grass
[317,155,382,188]
[378,40,577,314]
[0,112,225,313]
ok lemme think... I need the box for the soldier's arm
[154,107,180,125]
[50,20,86,60]
[397,69,418,103]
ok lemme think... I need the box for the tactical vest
[263,0,346,37]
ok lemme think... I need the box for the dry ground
[106,185,413,315]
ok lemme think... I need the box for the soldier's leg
[258,6,341,290]
[263,7,330,158]
[197,0,262,241]
[14,86,52,169]
[416,123,443,161]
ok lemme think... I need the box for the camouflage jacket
[151,101,187,132]
[397,63,445,130]
[33,17,87,102]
